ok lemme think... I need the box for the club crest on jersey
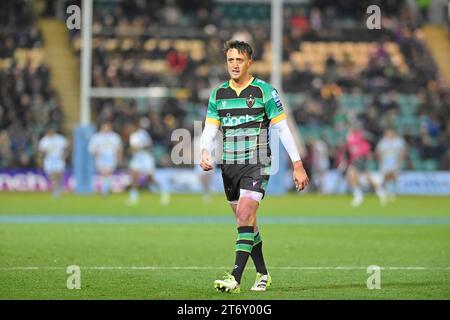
[246,95,255,108]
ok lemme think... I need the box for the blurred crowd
[74,0,448,170]
[0,0,64,168]
[0,0,449,172]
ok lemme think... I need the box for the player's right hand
[200,149,213,171]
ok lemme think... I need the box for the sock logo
[234,265,238,269]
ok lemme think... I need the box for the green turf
[1,192,450,216]
[0,193,449,299]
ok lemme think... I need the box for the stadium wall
[1,169,449,195]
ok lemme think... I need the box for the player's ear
[248,59,253,67]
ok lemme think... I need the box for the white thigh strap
[239,189,263,202]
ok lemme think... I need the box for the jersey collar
[229,76,254,96]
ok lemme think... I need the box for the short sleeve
[38,138,46,152]
[205,88,220,126]
[264,87,286,124]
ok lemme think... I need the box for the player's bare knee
[236,205,255,226]
[236,207,251,223]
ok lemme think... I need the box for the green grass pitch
[0,192,449,299]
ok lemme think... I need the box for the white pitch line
[0,266,450,271]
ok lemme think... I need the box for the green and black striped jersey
[205,77,286,163]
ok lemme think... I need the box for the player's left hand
[293,161,309,192]
[200,149,213,171]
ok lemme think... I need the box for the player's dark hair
[223,40,253,59]
[45,123,57,132]
[99,120,112,130]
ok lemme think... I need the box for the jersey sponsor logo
[221,100,227,107]
[222,114,255,126]
[246,94,255,108]
[271,90,283,111]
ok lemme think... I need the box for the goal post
[74,0,94,194]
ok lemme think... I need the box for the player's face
[226,48,252,82]
[385,129,395,138]
[101,123,112,132]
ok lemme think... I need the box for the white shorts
[380,162,400,175]
[44,158,65,174]
[130,152,155,175]
[95,155,118,173]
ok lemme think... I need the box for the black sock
[231,226,254,284]
[251,231,268,274]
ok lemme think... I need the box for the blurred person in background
[310,136,330,194]
[38,125,68,198]
[126,118,169,206]
[340,124,387,207]
[193,129,214,204]
[89,121,123,196]
[376,128,407,202]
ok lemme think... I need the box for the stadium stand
[0,0,65,168]
[1,0,449,172]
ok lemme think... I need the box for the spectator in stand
[166,47,187,75]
